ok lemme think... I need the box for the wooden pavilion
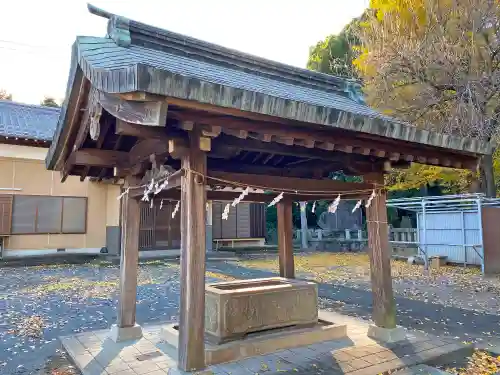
[46,5,492,372]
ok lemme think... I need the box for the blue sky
[0,0,368,105]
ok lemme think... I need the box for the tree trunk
[480,153,496,197]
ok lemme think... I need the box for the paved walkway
[62,311,468,375]
[0,260,498,374]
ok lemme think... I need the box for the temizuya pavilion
[46,5,491,372]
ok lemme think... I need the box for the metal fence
[387,193,500,272]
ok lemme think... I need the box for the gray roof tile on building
[0,100,59,141]
[77,37,384,121]
[46,5,493,167]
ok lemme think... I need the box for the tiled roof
[46,5,492,171]
[77,37,384,122]
[67,6,490,155]
[0,100,59,141]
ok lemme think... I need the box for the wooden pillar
[178,130,207,371]
[277,200,295,278]
[111,176,142,342]
[366,189,396,329]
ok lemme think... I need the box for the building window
[11,196,87,234]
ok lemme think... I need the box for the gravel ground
[0,260,223,375]
[2,254,500,375]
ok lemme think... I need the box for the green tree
[0,89,12,100]
[354,0,500,196]
[307,17,363,78]
[40,96,59,107]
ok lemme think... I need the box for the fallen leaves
[18,315,44,338]
[205,271,238,281]
[26,278,120,299]
[445,350,500,375]
[238,253,500,314]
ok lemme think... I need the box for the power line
[0,39,65,50]
[0,45,66,55]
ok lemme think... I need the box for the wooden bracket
[389,153,401,161]
[100,92,168,126]
[201,125,221,137]
[199,136,211,152]
[169,139,189,159]
[180,121,194,131]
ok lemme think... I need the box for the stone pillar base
[109,324,143,342]
[367,325,406,343]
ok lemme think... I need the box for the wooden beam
[317,142,335,151]
[213,135,373,165]
[128,169,184,198]
[81,115,113,181]
[97,134,123,181]
[277,201,295,278]
[118,92,165,102]
[251,153,263,164]
[276,136,294,146]
[389,153,401,161]
[170,109,478,168]
[115,119,169,140]
[207,171,375,193]
[169,138,189,159]
[259,134,273,142]
[73,87,99,153]
[363,172,385,185]
[56,74,90,174]
[117,176,142,329]
[273,155,285,166]
[206,159,324,177]
[199,136,211,152]
[178,129,207,371]
[70,149,129,168]
[366,189,396,329]
[262,153,275,164]
[202,125,222,137]
[180,121,194,131]
[224,128,248,139]
[100,91,168,126]
[168,111,400,159]
[114,162,147,178]
[129,139,169,165]
[60,80,92,182]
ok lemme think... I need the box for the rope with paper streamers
[117,168,381,200]
[115,167,383,221]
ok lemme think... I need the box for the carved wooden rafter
[99,91,168,127]
[168,110,477,169]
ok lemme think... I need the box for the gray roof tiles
[0,100,59,142]
[45,6,492,163]
[78,37,385,121]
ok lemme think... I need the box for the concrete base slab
[162,312,347,366]
[368,325,407,343]
[109,324,143,342]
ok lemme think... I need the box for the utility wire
[0,39,67,55]
[0,46,66,55]
[0,39,65,49]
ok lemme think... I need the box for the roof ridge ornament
[344,81,366,105]
[87,3,130,47]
